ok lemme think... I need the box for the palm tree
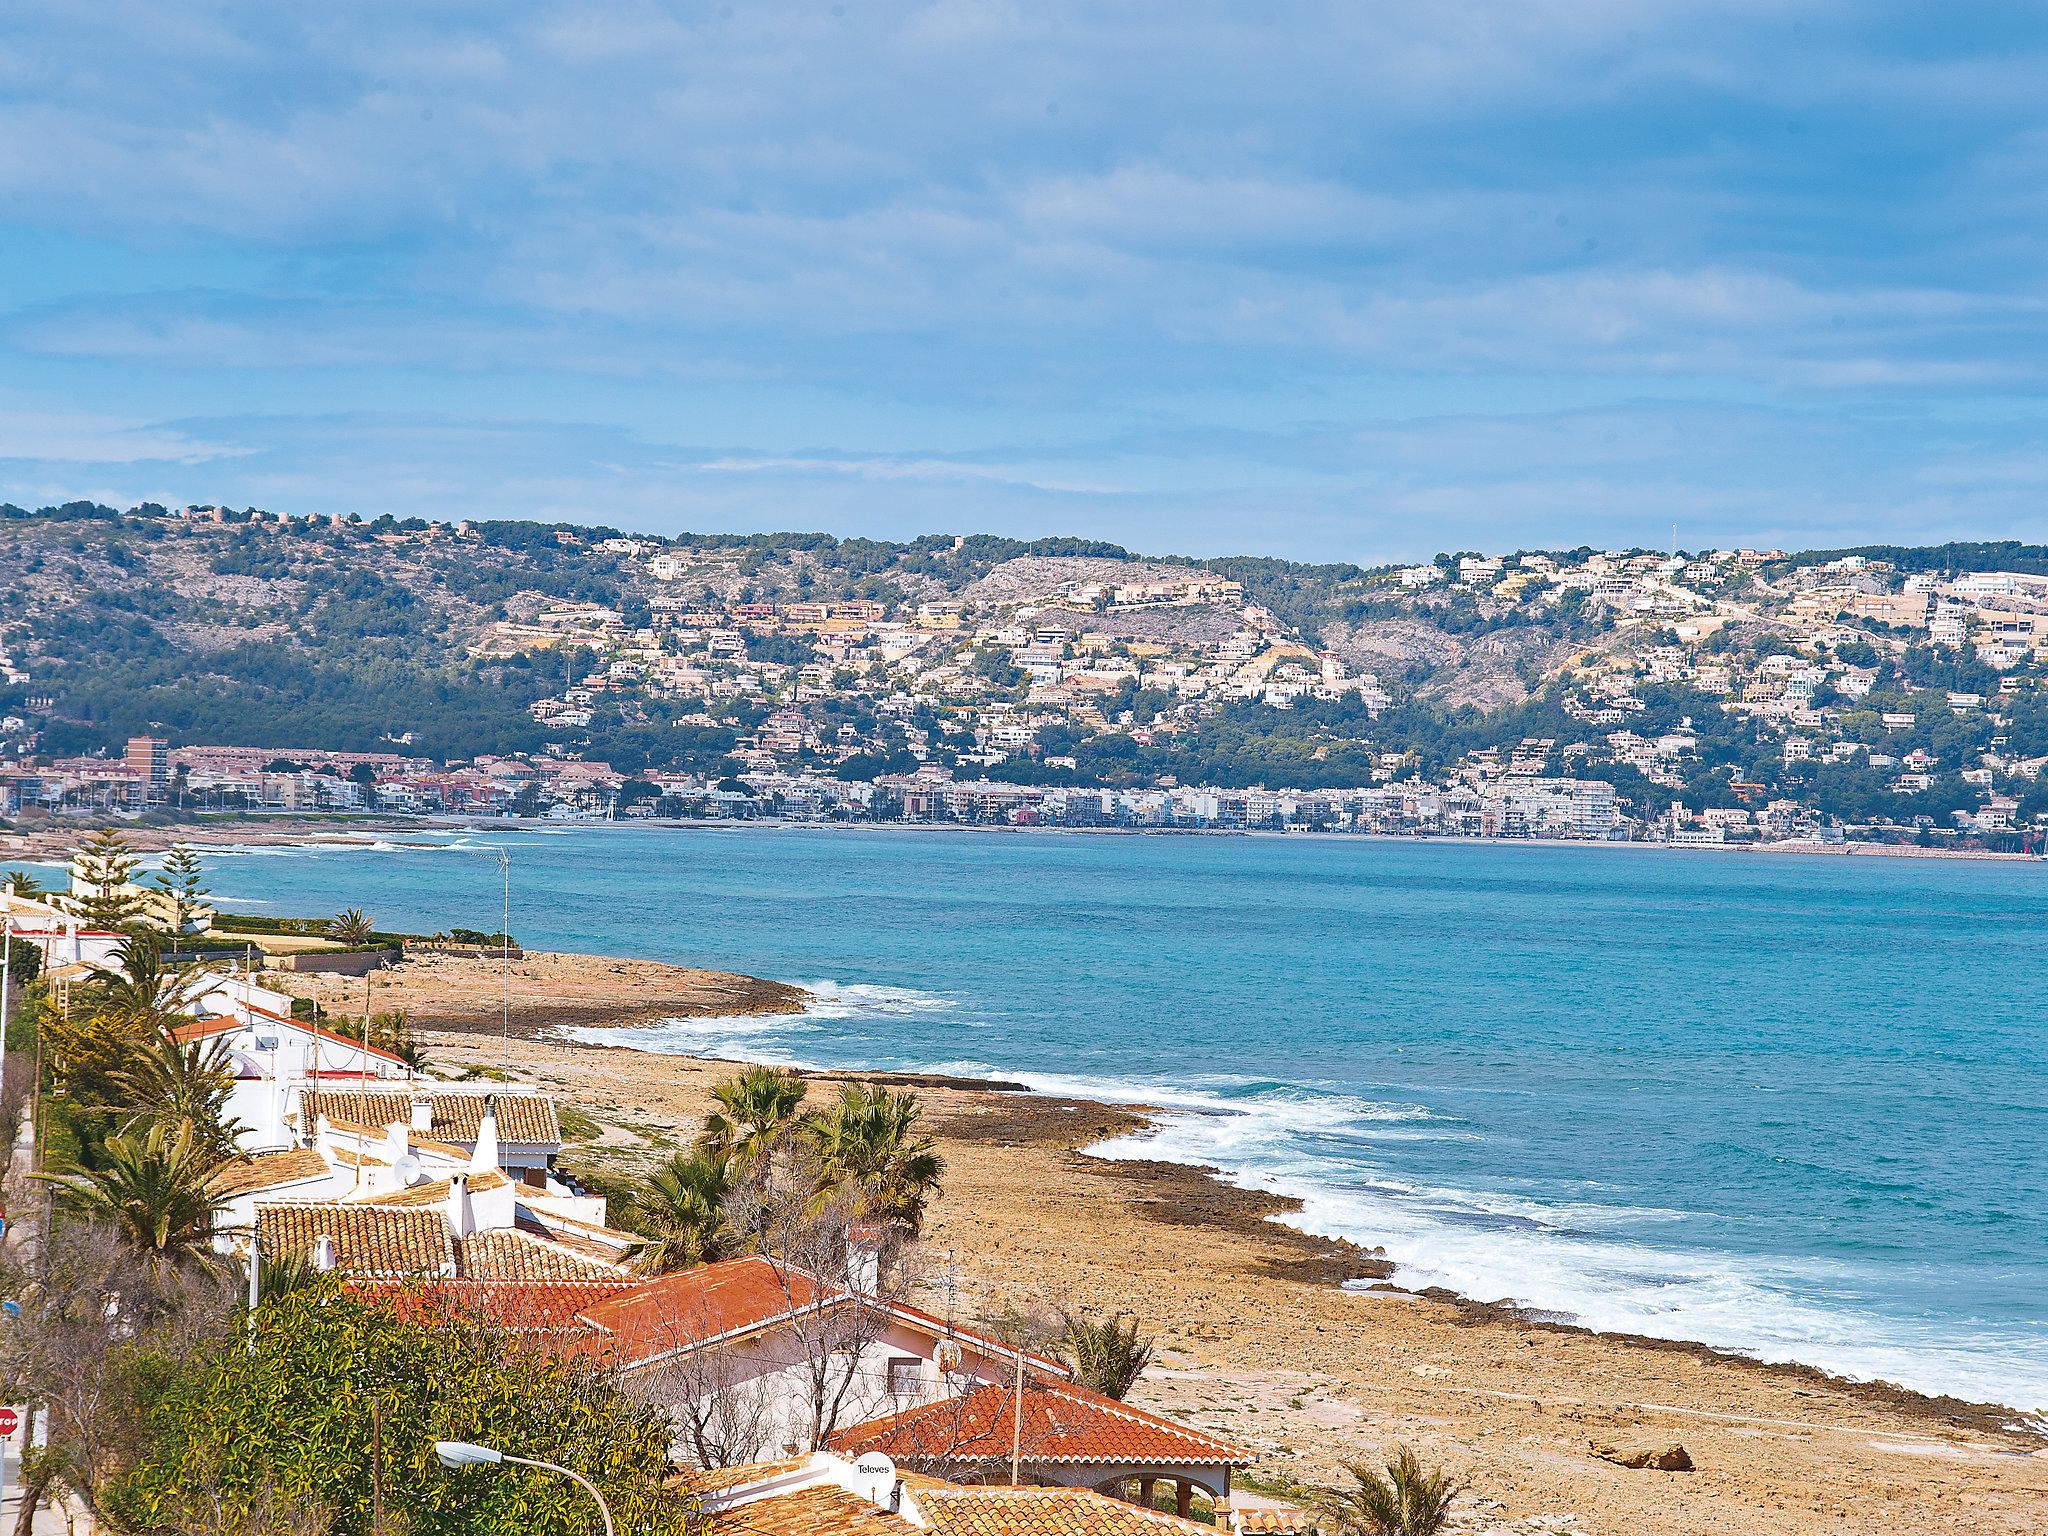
[85,932,207,1031]
[1058,1310,1155,1400]
[631,1148,737,1273]
[1317,1447,1462,1536]
[328,907,375,945]
[2,868,45,898]
[111,1024,245,1163]
[804,1084,944,1229]
[41,1121,231,1277]
[697,1065,809,1175]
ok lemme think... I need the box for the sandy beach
[288,950,2048,1536]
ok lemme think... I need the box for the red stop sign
[0,1407,19,1437]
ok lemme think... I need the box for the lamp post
[433,1441,615,1536]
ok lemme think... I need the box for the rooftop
[828,1381,1249,1470]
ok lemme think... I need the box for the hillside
[7,500,2048,841]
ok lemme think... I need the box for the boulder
[1591,1442,1694,1472]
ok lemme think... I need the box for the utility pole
[1009,1344,1025,1487]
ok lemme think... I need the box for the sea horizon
[153,822,2048,1420]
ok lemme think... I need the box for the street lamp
[433,1441,616,1536]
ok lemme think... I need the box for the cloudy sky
[5,2,2048,561]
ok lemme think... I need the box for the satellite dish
[393,1154,424,1187]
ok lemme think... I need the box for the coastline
[296,949,2048,1535]
[4,811,2040,867]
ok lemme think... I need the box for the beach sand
[290,949,2048,1536]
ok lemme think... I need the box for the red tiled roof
[257,1203,454,1277]
[709,1486,920,1536]
[1233,1511,1320,1536]
[577,1254,829,1365]
[828,1381,1249,1469]
[456,1229,629,1282]
[351,1277,639,1331]
[914,1488,1218,1536]
[208,1147,333,1198]
[305,1088,559,1144]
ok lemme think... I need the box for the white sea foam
[562,976,2048,1415]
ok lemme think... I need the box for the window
[887,1358,922,1398]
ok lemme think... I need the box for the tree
[69,827,144,929]
[1057,1311,1154,1400]
[2,868,45,898]
[1316,1447,1463,1536]
[114,1285,696,1536]
[152,843,209,935]
[43,932,204,1111]
[367,1009,425,1071]
[40,1120,231,1278]
[697,1065,808,1176]
[631,1148,737,1274]
[327,907,375,945]
[111,1024,244,1163]
[805,1083,944,1229]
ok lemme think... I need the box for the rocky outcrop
[1591,1442,1695,1472]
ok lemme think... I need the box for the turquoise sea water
[161,826,2048,1415]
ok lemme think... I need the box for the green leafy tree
[328,907,375,945]
[152,843,210,935]
[111,1024,245,1163]
[1316,1446,1463,1536]
[2,867,46,898]
[697,1064,809,1175]
[1056,1311,1155,1400]
[114,1285,697,1536]
[630,1147,737,1273]
[40,1120,231,1278]
[69,827,145,929]
[804,1083,944,1229]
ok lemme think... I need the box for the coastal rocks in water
[1590,1442,1694,1472]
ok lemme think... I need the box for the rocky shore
[310,967,2048,1536]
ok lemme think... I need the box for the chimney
[410,1093,434,1132]
[312,1233,337,1272]
[468,1094,500,1176]
[447,1173,474,1239]
[846,1222,884,1296]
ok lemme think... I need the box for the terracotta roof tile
[354,1171,511,1207]
[577,1254,832,1365]
[208,1147,333,1198]
[828,1382,1248,1470]
[256,1203,454,1277]
[1233,1511,1320,1535]
[306,1089,559,1145]
[914,1489,1217,1536]
[710,1486,920,1536]
[682,1458,811,1496]
[456,1229,629,1282]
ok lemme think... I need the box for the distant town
[6,502,2048,849]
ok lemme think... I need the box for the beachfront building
[694,1448,1258,1536]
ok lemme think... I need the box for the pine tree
[69,827,145,930]
[152,843,208,935]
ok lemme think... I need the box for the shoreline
[275,951,2048,1532]
[469,1022,2048,1534]
[4,811,2040,867]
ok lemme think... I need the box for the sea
[99,824,2048,1417]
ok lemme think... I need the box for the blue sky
[5,3,2048,562]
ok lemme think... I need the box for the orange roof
[1233,1511,1320,1536]
[351,1277,640,1331]
[828,1381,1249,1470]
[305,1088,559,1144]
[709,1486,919,1536]
[207,1147,333,1198]
[915,1489,1217,1536]
[577,1254,829,1365]
[574,1255,1064,1375]
[353,1170,511,1207]
[257,1203,454,1277]
[456,1229,629,1283]
[682,1458,811,1497]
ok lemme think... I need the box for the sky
[5,2,2048,563]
